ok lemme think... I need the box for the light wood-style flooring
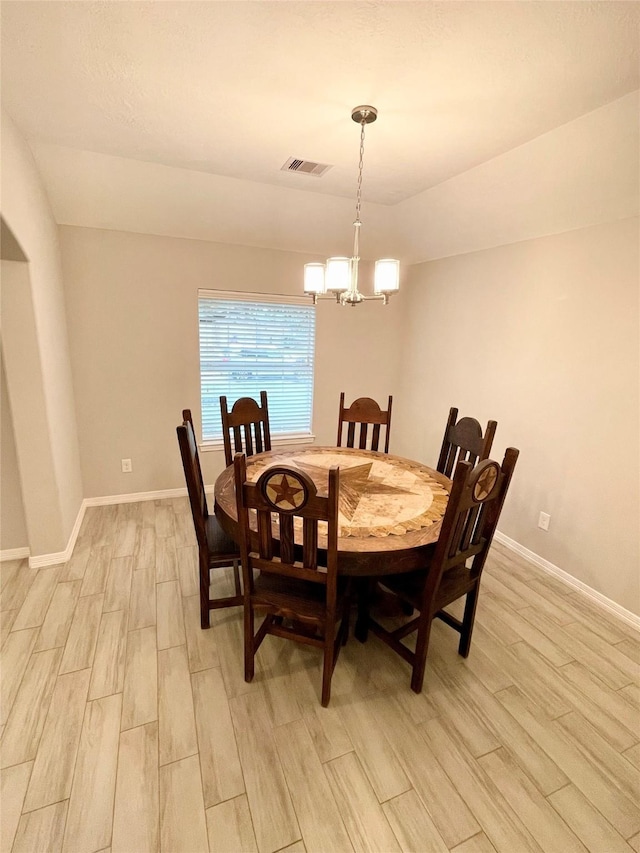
[1,498,639,853]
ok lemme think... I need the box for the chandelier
[303,106,400,306]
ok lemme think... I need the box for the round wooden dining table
[213,446,452,577]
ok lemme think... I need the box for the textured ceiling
[2,1,638,205]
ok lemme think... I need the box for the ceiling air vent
[281,157,332,177]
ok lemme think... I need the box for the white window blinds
[198,291,316,441]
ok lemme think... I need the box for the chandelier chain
[354,118,366,225]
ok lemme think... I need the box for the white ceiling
[2,1,639,206]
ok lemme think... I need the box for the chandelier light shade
[303,106,400,306]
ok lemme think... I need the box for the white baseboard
[84,487,188,507]
[494,530,640,632]
[0,546,30,562]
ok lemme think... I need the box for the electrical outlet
[538,511,550,531]
[121,458,132,473]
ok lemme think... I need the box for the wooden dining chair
[234,453,351,706]
[362,446,519,693]
[436,407,497,477]
[220,391,272,466]
[337,393,393,453]
[177,411,242,628]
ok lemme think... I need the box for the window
[198,290,316,443]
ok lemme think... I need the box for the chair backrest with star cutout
[233,454,340,603]
[422,447,519,613]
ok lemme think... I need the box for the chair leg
[321,619,336,707]
[410,615,434,693]
[200,560,210,629]
[232,560,242,596]
[459,586,479,658]
[244,602,255,683]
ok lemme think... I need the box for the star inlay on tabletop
[245,449,450,539]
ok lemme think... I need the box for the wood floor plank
[496,685,640,838]
[59,592,104,674]
[159,755,209,853]
[441,665,568,796]
[11,567,60,631]
[176,545,199,598]
[158,644,198,765]
[423,666,501,758]
[88,609,127,699]
[477,747,587,853]
[421,717,542,853]
[60,538,91,581]
[325,750,402,852]
[62,693,122,853]
[154,503,175,540]
[298,696,353,765]
[129,566,156,630]
[104,555,133,613]
[229,690,300,853]
[616,638,640,665]
[563,592,639,644]
[555,711,640,806]
[122,625,158,731]
[548,784,635,853]
[487,598,574,666]
[12,799,68,853]
[157,579,186,649]
[79,545,112,596]
[133,526,156,570]
[336,691,412,804]
[113,518,138,558]
[370,692,479,849]
[488,562,574,625]
[192,665,244,807]
[558,661,640,751]
[1,560,37,612]
[449,832,499,853]
[623,743,640,771]
[520,609,636,691]
[0,762,33,853]
[183,594,219,671]
[1,607,18,648]
[0,627,39,724]
[206,795,258,853]
[112,721,159,853]
[23,668,91,812]
[34,580,81,652]
[381,789,449,853]
[273,718,352,853]
[473,629,571,719]
[156,535,178,582]
[0,647,62,769]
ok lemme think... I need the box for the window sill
[200,434,316,453]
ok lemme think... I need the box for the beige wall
[1,110,83,556]
[0,359,27,551]
[59,225,403,497]
[394,218,640,615]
